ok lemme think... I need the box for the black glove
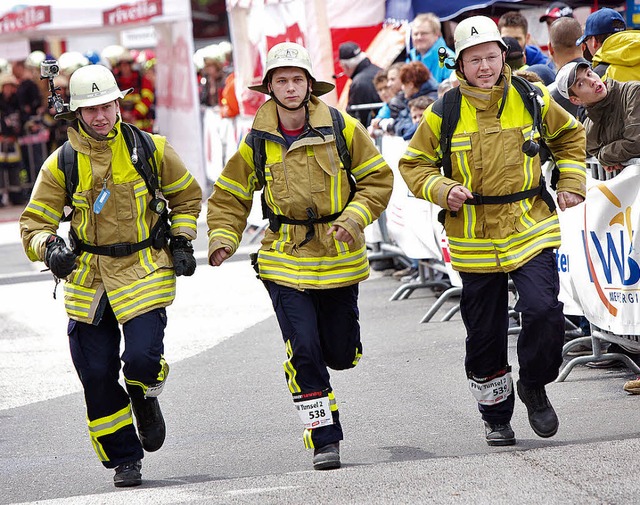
[170,236,196,276]
[45,235,76,278]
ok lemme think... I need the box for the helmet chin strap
[269,87,311,112]
[76,112,118,141]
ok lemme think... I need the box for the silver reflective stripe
[74,86,120,101]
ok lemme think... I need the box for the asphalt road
[2,212,640,504]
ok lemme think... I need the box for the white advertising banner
[381,135,442,261]
[563,165,640,335]
[154,19,205,190]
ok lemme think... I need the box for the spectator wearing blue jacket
[407,13,454,84]
[394,61,438,139]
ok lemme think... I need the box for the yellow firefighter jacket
[592,31,640,83]
[20,120,202,324]
[399,65,586,273]
[207,96,393,290]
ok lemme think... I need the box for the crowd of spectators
[0,41,236,209]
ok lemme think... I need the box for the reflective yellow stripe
[24,200,62,225]
[449,216,561,269]
[352,348,362,367]
[346,201,373,227]
[162,171,196,195]
[303,428,314,449]
[215,173,254,200]
[352,154,385,180]
[109,270,176,320]
[209,228,241,248]
[259,252,369,286]
[283,340,301,394]
[87,404,134,462]
[328,391,339,412]
[125,357,169,395]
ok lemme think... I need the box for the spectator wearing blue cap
[577,8,640,82]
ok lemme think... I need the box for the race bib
[144,381,165,398]
[468,371,513,405]
[293,391,333,429]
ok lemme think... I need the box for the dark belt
[465,186,542,206]
[268,206,343,247]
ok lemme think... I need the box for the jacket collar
[67,120,122,156]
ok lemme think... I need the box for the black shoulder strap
[57,141,78,205]
[250,107,353,187]
[328,106,351,172]
[247,130,266,187]
[433,86,462,179]
[511,75,543,134]
[58,125,159,203]
[120,123,159,195]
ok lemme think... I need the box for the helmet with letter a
[68,64,132,111]
[454,16,508,61]
[248,41,334,96]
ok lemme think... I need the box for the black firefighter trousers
[459,248,565,425]
[68,302,167,468]
[265,281,362,450]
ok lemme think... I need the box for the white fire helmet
[59,51,90,76]
[454,16,508,61]
[248,42,334,96]
[25,50,46,69]
[68,64,131,111]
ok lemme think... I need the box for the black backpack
[57,123,170,257]
[432,75,556,223]
[246,105,356,247]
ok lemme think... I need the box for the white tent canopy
[0,0,205,192]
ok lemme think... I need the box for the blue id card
[93,188,111,214]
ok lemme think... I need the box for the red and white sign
[0,5,50,34]
[103,0,163,26]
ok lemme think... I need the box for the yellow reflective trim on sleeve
[215,173,254,200]
[346,201,373,226]
[208,228,240,248]
[351,154,385,180]
[162,171,196,195]
[24,200,63,225]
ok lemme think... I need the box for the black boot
[516,380,559,438]
[484,422,516,446]
[113,460,142,487]
[313,442,341,470]
[130,396,166,452]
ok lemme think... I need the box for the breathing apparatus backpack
[247,105,355,247]
[57,123,170,257]
[433,74,557,224]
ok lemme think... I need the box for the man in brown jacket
[557,60,640,172]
